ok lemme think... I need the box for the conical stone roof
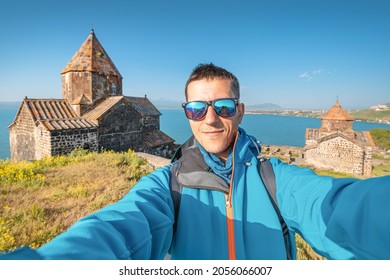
[321,100,354,121]
[61,30,122,78]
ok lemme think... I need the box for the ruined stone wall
[262,145,304,164]
[98,103,142,152]
[305,128,319,148]
[362,147,373,177]
[141,144,175,159]
[305,128,319,141]
[305,136,371,176]
[9,104,37,161]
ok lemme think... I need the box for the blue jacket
[2,128,390,259]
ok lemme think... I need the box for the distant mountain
[151,98,182,109]
[245,103,283,111]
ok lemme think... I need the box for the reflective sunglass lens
[183,98,238,120]
[184,102,207,120]
[214,99,236,117]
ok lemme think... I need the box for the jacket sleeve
[271,158,390,260]
[0,166,174,260]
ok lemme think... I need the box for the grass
[0,149,153,252]
[370,128,390,150]
[372,164,390,177]
[314,169,359,178]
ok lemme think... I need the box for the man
[2,63,390,260]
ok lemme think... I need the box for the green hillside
[370,128,390,150]
[351,109,390,123]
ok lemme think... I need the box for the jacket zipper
[225,132,239,260]
[225,193,236,259]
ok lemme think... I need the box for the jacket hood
[235,127,262,162]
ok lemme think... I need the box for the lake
[1,104,390,160]
[160,109,390,147]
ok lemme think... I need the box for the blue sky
[0,0,389,109]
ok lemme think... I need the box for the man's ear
[238,103,245,124]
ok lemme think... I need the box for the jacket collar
[196,128,261,182]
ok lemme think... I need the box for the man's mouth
[202,129,224,136]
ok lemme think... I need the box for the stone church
[304,100,375,176]
[9,30,175,162]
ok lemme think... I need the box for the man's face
[186,78,244,161]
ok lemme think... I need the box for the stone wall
[9,104,37,161]
[262,145,304,164]
[141,144,176,159]
[62,72,92,105]
[91,73,122,100]
[305,136,372,176]
[98,103,142,152]
[62,72,122,101]
[320,119,353,133]
[141,116,159,131]
[362,147,373,177]
[49,128,98,157]
[35,128,52,159]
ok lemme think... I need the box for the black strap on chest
[169,138,292,259]
[258,156,292,260]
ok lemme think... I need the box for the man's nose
[203,105,219,124]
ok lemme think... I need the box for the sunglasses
[182,98,239,120]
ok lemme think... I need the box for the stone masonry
[9,30,175,161]
[304,100,375,176]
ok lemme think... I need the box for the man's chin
[200,143,220,153]
[202,144,230,158]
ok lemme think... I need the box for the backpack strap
[258,156,292,259]
[169,136,199,237]
[170,161,182,236]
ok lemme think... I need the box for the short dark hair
[185,63,240,100]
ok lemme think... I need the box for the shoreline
[245,111,390,125]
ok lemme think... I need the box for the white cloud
[299,72,312,81]
[299,68,334,81]
[313,69,325,75]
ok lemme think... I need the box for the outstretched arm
[1,166,174,260]
[272,158,390,259]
